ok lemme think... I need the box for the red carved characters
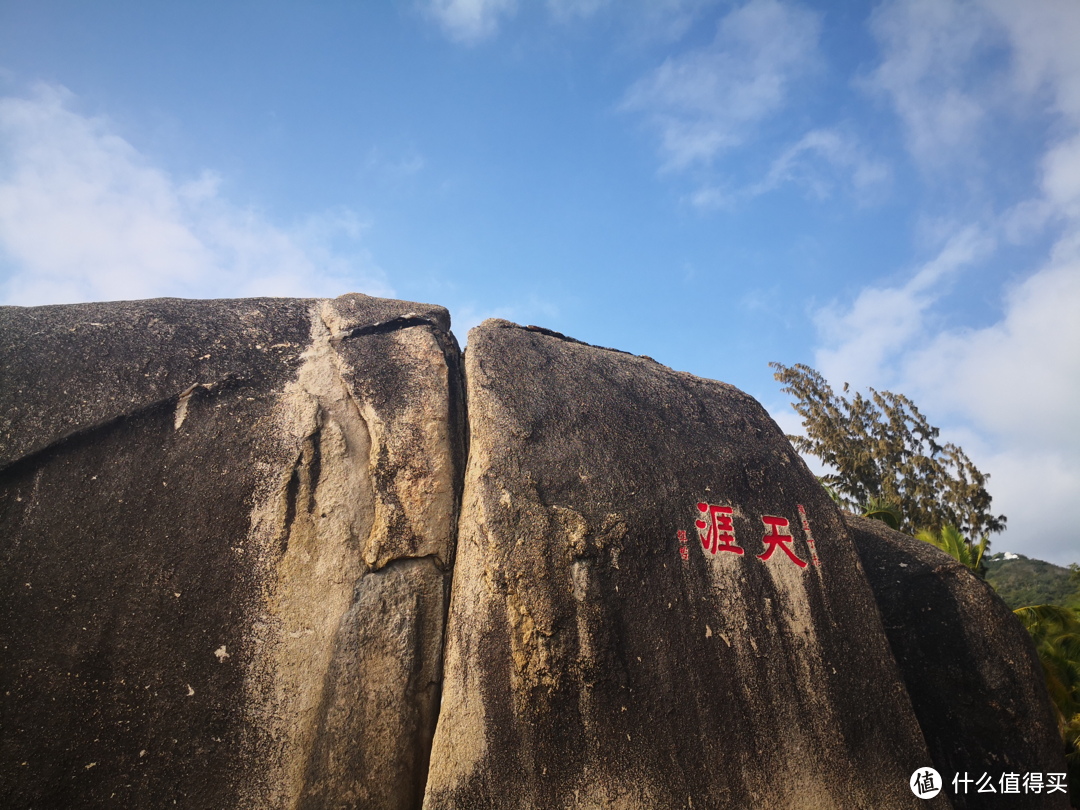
[797,504,820,566]
[695,502,743,555]
[681,502,820,567]
[757,516,807,568]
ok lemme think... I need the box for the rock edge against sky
[0,293,1067,810]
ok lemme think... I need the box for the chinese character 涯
[757,516,807,568]
[695,503,743,555]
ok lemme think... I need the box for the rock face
[1,301,1066,809]
[848,514,1070,810]
[424,321,946,809]
[0,295,465,810]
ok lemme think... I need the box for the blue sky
[1,0,1077,564]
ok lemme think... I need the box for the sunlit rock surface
[0,294,465,810]
[424,320,946,810]
[1,298,1065,810]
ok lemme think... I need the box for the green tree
[771,362,1006,539]
[1013,605,1080,801]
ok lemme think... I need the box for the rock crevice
[0,298,1068,810]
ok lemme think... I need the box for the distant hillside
[984,553,1080,609]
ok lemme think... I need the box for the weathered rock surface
[0,294,465,810]
[424,320,948,809]
[3,298,1066,810]
[848,513,1070,810]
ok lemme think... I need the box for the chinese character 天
[757,516,807,568]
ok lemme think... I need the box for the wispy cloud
[813,225,994,387]
[422,0,517,44]
[847,0,1080,439]
[546,0,608,23]
[751,128,890,202]
[864,0,1000,168]
[865,0,1080,175]
[622,0,821,170]
[691,127,890,209]
[0,85,391,306]
[792,0,1080,563]
[365,146,426,178]
[423,0,720,44]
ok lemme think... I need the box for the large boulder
[6,298,1065,810]
[848,514,1070,810]
[0,295,465,810]
[424,320,948,809]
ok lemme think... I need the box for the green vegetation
[984,554,1080,610]
[772,363,1006,539]
[1013,604,1080,804]
[916,524,988,576]
[774,361,1080,795]
[861,496,901,530]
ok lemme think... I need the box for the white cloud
[902,243,1080,451]
[0,85,391,306]
[983,0,1080,119]
[423,0,516,44]
[864,0,999,167]
[688,128,889,210]
[807,234,1080,563]
[623,0,821,170]
[786,0,1080,564]
[750,128,890,202]
[866,0,1080,174]
[1041,133,1080,215]
[813,226,993,387]
[975,447,1080,564]
[687,184,735,210]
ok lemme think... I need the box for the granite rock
[0,294,464,810]
[4,299,1066,810]
[848,513,1069,810]
[424,320,948,810]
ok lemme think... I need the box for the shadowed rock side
[0,294,465,810]
[424,320,949,810]
[847,514,1070,810]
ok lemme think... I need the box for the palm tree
[862,496,901,530]
[1014,604,1080,805]
[915,524,988,575]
